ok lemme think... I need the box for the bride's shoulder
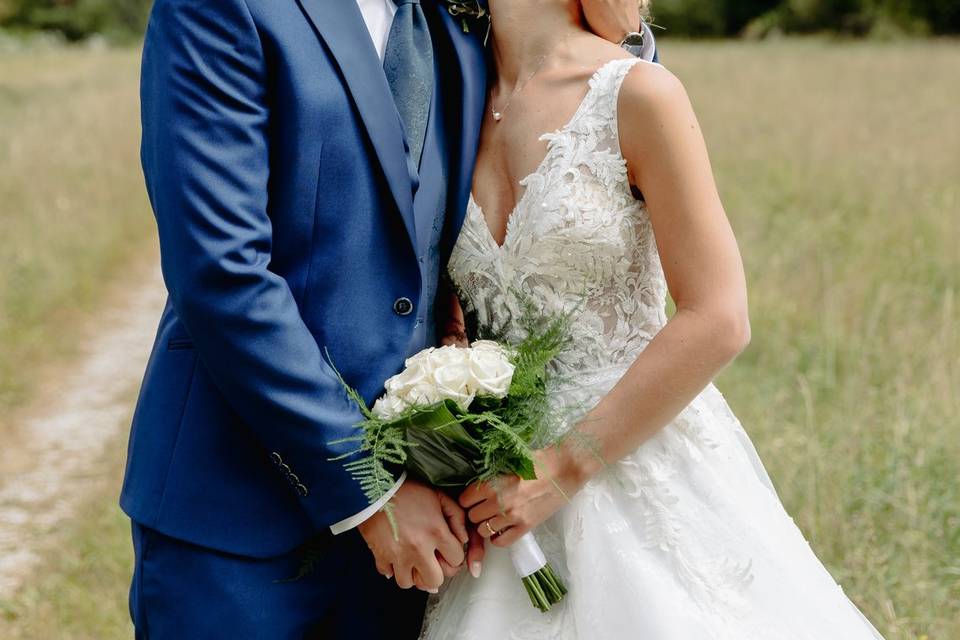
[571,34,690,120]
[615,60,701,169]
[617,59,690,127]
[619,59,686,108]
[576,36,685,104]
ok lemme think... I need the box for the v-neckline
[469,59,620,251]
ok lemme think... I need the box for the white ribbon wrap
[508,532,548,578]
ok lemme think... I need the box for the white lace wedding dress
[421,59,885,640]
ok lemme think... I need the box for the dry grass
[669,39,959,638]
[0,40,957,639]
[0,46,155,417]
[0,431,134,639]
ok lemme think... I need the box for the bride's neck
[487,0,584,88]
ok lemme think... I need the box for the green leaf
[402,402,483,487]
[511,456,538,481]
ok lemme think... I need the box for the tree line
[0,0,958,42]
[653,0,959,37]
[0,0,151,42]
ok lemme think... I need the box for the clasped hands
[357,479,481,593]
[358,447,582,593]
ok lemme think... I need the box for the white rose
[399,382,442,407]
[470,340,505,353]
[371,394,407,420]
[431,352,476,410]
[404,347,436,371]
[384,359,429,396]
[425,344,466,368]
[467,347,515,398]
[471,339,517,361]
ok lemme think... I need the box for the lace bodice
[449,58,667,383]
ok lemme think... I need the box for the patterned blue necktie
[383,0,434,167]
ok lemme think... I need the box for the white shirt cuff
[329,471,407,535]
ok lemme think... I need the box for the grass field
[0,40,957,639]
[0,47,155,419]
[675,40,959,638]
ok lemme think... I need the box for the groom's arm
[141,0,379,531]
[581,0,641,42]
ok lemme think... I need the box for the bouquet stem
[510,532,568,612]
[521,564,568,612]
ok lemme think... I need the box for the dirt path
[0,262,166,598]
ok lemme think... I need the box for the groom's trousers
[129,521,427,639]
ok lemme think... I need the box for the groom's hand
[581,0,641,43]
[358,480,468,592]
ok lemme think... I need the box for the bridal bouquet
[330,313,571,612]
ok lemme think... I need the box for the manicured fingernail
[470,561,482,578]
[427,588,439,594]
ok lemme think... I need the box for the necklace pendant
[492,110,503,122]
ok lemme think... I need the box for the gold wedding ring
[483,521,498,537]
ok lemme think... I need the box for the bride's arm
[461,63,751,547]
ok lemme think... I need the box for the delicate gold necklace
[490,33,573,123]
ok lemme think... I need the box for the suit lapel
[296,0,417,247]
[431,2,487,254]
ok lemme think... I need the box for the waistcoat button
[393,297,414,316]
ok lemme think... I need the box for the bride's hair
[639,0,652,20]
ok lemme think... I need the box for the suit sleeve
[140,0,381,530]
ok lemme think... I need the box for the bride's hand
[439,332,468,348]
[459,447,587,547]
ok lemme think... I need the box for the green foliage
[487,299,574,451]
[649,0,960,36]
[652,0,781,37]
[904,0,960,33]
[325,354,411,524]
[3,0,958,40]
[0,0,151,42]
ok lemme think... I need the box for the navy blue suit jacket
[120,0,485,558]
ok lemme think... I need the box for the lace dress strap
[593,57,646,109]
[561,57,647,149]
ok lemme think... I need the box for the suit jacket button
[296,483,309,497]
[270,452,283,466]
[393,297,413,316]
[288,472,301,486]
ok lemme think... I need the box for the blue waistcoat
[408,48,449,349]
